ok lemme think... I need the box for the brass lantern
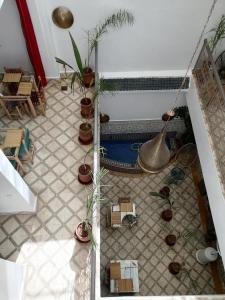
[52,7,74,29]
[138,127,171,173]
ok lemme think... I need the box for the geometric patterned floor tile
[100,166,223,296]
[0,80,91,300]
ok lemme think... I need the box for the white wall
[27,0,225,78]
[0,258,26,300]
[0,150,37,214]
[0,0,32,72]
[187,79,225,267]
[100,91,186,121]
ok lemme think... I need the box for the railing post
[90,41,100,300]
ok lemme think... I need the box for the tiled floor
[0,80,92,300]
[100,166,218,296]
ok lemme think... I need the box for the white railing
[90,41,101,300]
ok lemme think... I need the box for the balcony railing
[193,39,225,195]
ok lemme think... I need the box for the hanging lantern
[52,7,74,29]
[138,128,171,173]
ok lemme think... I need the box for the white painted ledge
[100,70,191,79]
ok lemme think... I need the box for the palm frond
[209,15,225,53]
[90,9,134,53]
[55,57,74,70]
[69,32,84,75]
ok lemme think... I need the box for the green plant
[82,145,106,168]
[174,106,195,144]
[209,15,225,54]
[89,9,134,56]
[177,262,199,292]
[83,167,109,247]
[149,191,174,209]
[55,32,87,94]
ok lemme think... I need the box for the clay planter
[165,234,177,246]
[161,209,173,222]
[168,262,181,275]
[162,111,175,121]
[78,164,92,185]
[80,98,93,118]
[74,222,91,243]
[159,186,170,198]
[79,123,93,145]
[83,67,95,88]
[100,113,110,123]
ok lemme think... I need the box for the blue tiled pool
[101,138,171,164]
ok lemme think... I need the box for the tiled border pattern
[101,77,190,91]
[100,119,185,135]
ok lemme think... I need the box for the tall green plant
[84,167,109,248]
[209,15,225,54]
[89,9,135,55]
[55,32,85,93]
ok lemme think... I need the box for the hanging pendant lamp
[138,127,170,173]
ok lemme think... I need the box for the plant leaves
[55,57,74,70]
[69,31,84,75]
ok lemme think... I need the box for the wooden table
[110,260,139,293]
[0,73,42,118]
[111,202,136,227]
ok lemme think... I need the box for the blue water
[101,138,172,164]
[101,140,142,164]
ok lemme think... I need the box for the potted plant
[75,167,109,244]
[55,32,94,119]
[150,186,174,222]
[87,9,135,68]
[174,106,196,144]
[79,118,93,145]
[168,262,181,275]
[209,15,225,55]
[78,146,106,185]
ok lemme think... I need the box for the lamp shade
[138,128,171,173]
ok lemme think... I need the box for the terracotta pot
[219,68,225,80]
[159,186,170,198]
[78,164,92,185]
[165,234,177,246]
[74,222,91,243]
[80,97,93,118]
[162,111,175,121]
[100,113,110,123]
[168,262,181,275]
[78,123,93,145]
[161,209,173,222]
[83,67,95,88]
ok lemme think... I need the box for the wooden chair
[19,128,35,164]
[4,67,24,74]
[30,76,46,115]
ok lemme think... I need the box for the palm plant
[89,9,135,57]
[75,167,109,247]
[150,187,174,209]
[208,15,225,54]
[55,32,86,94]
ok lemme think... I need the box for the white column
[0,150,37,214]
